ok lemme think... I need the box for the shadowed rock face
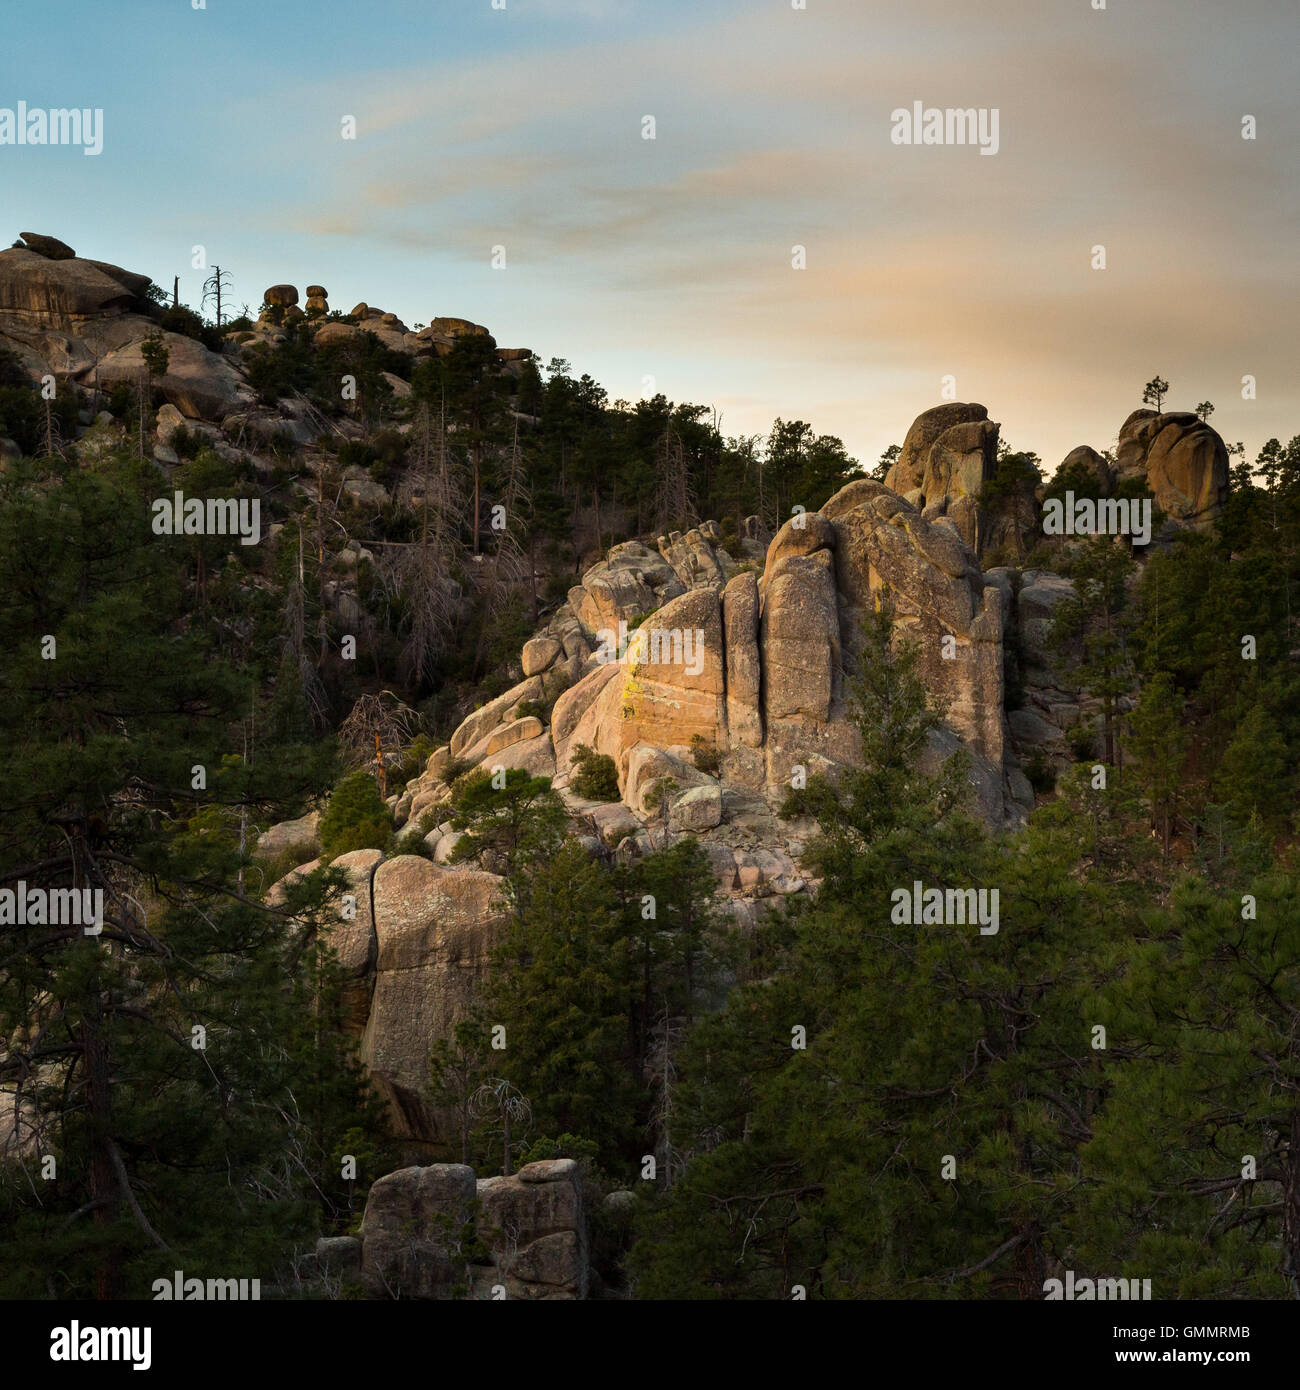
[0,243,258,421]
[362,859,510,1142]
[1114,410,1228,526]
[762,548,839,724]
[18,233,77,261]
[0,247,143,322]
[360,1163,477,1299]
[264,481,1019,1139]
[263,284,299,308]
[1058,444,1112,491]
[359,1159,588,1300]
[819,479,1006,812]
[95,331,254,420]
[722,571,762,748]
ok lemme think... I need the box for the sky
[3,0,1297,471]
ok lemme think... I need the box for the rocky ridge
[1,235,1237,1161]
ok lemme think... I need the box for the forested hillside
[1,241,1298,1300]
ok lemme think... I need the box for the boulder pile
[310,1158,589,1299]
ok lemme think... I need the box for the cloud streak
[120,0,1300,468]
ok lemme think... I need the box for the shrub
[169,424,204,460]
[392,828,433,860]
[319,771,394,860]
[516,1133,604,1179]
[337,439,376,470]
[440,757,473,787]
[569,744,619,801]
[159,304,224,352]
[1066,721,1096,761]
[978,450,1042,507]
[542,572,571,605]
[515,698,547,724]
[257,843,320,891]
[689,734,721,776]
[268,427,298,460]
[623,607,659,631]
[106,383,135,420]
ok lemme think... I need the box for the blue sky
[3,0,1298,470]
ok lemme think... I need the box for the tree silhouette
[201,265,233,327]
[1142,376,1170,413]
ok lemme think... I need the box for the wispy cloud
[181,0,1300,466]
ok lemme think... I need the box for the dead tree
[470,1079,531,1177]
[201,266,233,328]
[337,692,422,796]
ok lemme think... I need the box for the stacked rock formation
[1111,408,1229,526]
[0,235,254,421]
[313,1158,589,1299]
[245,377,1233,1151]
[260,484,1019,1143]
[884,403,1001,552]
[402,490,1009,826]
[0,237,529,435]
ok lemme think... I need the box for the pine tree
[1051,537,1136,766]
[0,450,381,1298]
[481,841,642,1160]
[1126,672,1188,854]
[1213,703,1291,828]
[1073,874,1300,1297]
[632,603,1113,1298]
[446,768,567,916]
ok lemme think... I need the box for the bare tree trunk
[82,982,121,1299]
[374,730,387,800]
[472,444,481,556]
[1282,1108,1300,1298]
[237,710,249,894]
[317,464,325,565]
[529,533,538,624]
